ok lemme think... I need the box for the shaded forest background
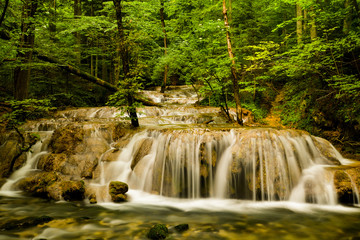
[0,0,359,154]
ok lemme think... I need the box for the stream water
[1,86,360,239]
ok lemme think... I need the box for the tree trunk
[49,0,56,40]
[74,0,81,64]
[0,0,9,27]
[113,0,130,77]
[222,0,242,125]
[160,0,168,93]
[296,3,303,44]
[310,7,317,40]
[344,0,352,34]
[14,0,38,100]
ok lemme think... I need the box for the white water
[91,128,353,205]
[1,86,359,208]
[0,131,52,196]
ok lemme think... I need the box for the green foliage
[242,102,269,121]
[1,99,56,129]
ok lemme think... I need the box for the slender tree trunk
[223,0,242,125]
[14,0,38,100]
[344,0,352,34]
[160,0,168,93]
[74,0,81,64]
[49,0,56,40]
[0,0,9,27]
[296,3,303,44]
[310,7,317,40]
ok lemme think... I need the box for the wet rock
[0,216,53,231]
[61,180,85,201]
[333,170,356,204]
[147,224,168,240]
[0,135,28,178]
[17,172,60,198]
[49,125,84,154]
[174,223,189,233]
[101,148,121,162]
[37,153,68,172]
[131,138,153,169]
[88,193,97,204]
[109,181,128,203]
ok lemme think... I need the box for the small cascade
[0,131,53,195]
[93,128,351,204]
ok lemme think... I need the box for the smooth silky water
[1,87,360,239]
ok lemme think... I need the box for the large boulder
[16,171,85,201]
[0,131,37,178]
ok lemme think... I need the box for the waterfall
[0,131,52,196]
[94,128,350,204]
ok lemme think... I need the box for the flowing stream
[1,86,360,239]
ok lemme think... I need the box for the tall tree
[296,3,303,44]
[223,0,243,125]
[0,0,9,27]
[74,0,82,64]
[159,0,168,93]
[113,0,139,128]
[14,0,39,100]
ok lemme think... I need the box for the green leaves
[1,99,56,129]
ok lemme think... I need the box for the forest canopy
[0,0,359,143]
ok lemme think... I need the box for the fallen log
[36,53,160,107]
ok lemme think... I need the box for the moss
[61,180,85,201]
[109,181,129,203]
[147,224,168,240]
[174,223,189,233]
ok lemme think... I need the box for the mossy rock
[111,193,127,202]
[174,223,189,233]
[17,172,59,198]
[0,216,53,231]
[147,224,168,240]
[109,181,128,203]
[61,180,85,201]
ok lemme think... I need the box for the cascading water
[0,131,52,196]
[1,86,360,240]
[93,128,348,205]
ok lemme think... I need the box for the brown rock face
[333,166,360,205]
[0,131,36,178]
[16,172,85,201]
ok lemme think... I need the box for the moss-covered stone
[147,224,168,240]
[61,180,85,201]
[109,181,129,203]
[174,223,189,233]
[16,172,59,198]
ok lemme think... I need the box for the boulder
[48,125,84,154]
[109,181,129,203]
[61,180,85,201]
[147,224,168,240]
[174,224,189,233]
[16,172,60,199]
